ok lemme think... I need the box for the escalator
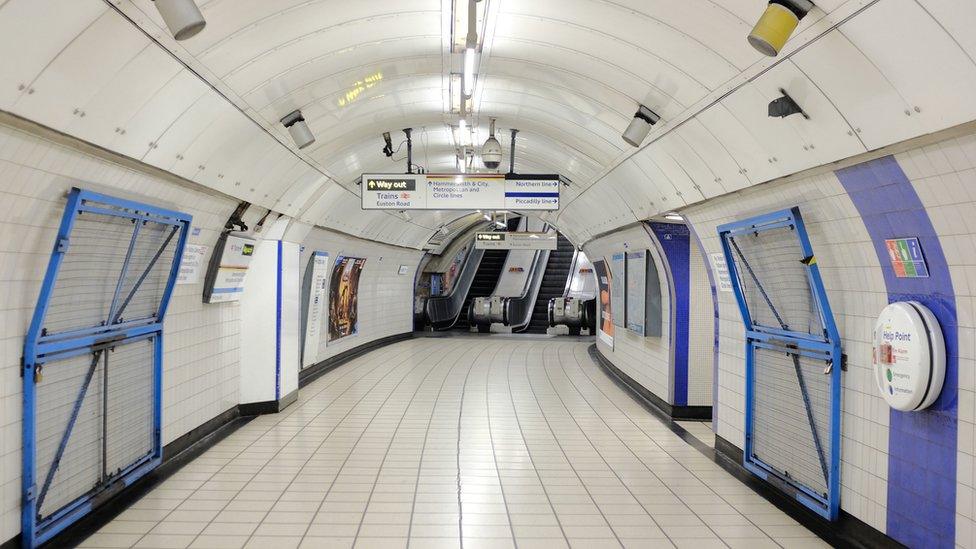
[521,234,576,334]
[454,248,508,331]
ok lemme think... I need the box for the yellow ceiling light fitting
[747,0,813,57]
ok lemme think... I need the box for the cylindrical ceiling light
[622,105,660,148]
[747,0,813,57]
[280,110,315,150]
[153,0,207,41]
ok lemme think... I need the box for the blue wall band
[648,222,691,406]
[836,155,958,549]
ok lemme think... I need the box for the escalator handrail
[562,243,581,299]
[425,246,486,330]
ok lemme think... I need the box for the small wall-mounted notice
[885,237,929,278]
[203,233,257,303]
[398,265,411,276]
[710,253,734,292]
[176,244,208,285]
[610,253,626,328]
[361,173,560,211]
[302,252,330,368]
[475,232,558,250]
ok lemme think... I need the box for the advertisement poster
[441,244,469,293]
[626,251,647,335]
[203,234,256,303]
[610,253,626,328]
[328,256,367,342]
[176,244,208,285]
[302,252,330,368]
[593,259,614,348]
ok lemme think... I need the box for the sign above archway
[361,173,560,211]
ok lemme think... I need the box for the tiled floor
[79,337,826,549]
[676,421,716,449]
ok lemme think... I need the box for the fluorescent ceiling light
[463,47,476,97]
[450,74,463,112]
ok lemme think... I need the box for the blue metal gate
[22,188,190,547]
[718,207,842,520]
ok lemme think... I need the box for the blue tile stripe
[275,240,282,401]
[836,155,958,549]
[648,222,691,406]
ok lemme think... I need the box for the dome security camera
[482,118,503,170]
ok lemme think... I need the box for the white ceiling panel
[2,0,975,249]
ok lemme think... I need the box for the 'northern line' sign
[361,173,560,211]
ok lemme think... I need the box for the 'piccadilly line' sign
[361,173,560,211]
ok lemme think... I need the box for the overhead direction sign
[361,173,560,211]
[474,232,558,250]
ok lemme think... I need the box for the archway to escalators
[416,215,597,336]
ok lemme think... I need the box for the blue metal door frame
[22,188,191,547]
[717,207,842,520]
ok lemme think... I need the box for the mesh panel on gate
[43,214,134,335]
[43,204,182,335]
[751,347,832,496]
[729,227,823,337]
[114,223,181,323]
[34,352,103,519]
[105,339,154,475]
[33,338,155,519]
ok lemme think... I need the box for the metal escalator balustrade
[455,248,508,331]
[521,234,576,334]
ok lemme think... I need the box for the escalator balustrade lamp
[748,0,814,57]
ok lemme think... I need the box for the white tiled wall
[687,243,714,407]
[683,170,895,533]
[585,224,716,410]
[0,120,243,542]
[584,226,672,403]
[893,135,976,548]
[298,227,423,365]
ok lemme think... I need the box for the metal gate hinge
[56,237,69,253]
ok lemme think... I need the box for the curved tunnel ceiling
[1,0,976,247]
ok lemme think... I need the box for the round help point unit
[872,301,946,412]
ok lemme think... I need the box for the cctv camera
[482,118,503,169]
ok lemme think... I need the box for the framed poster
[301,252,330,367]
[610,253,626,328]
[328,256,367,342]
[626,251,647,335]
[593,259,613,348]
